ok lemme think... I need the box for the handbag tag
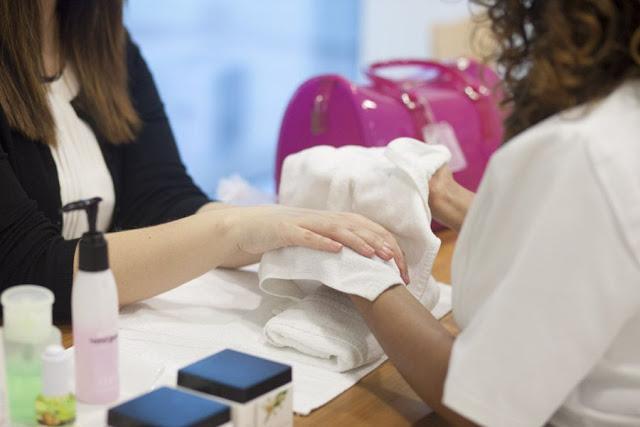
[423,122,467,172]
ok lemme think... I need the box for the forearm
[197,201,261,267]
[69,200,412,307]
[74,209,242,306]
[350,286,476,427]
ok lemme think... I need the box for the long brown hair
[473,0,640,140]
[0,0,140,145]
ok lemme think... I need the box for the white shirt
[443,80,640,426]
[47,69,115,240]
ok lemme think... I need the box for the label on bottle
[74,329,119,403]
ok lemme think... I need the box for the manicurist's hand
[428,164,475,233]
[225,205,410,283]
[104,203,409,307]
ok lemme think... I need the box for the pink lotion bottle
[63,197,119,404]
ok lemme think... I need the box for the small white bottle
[36,345,76,426]
[62,197,119,404]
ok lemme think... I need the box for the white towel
[259,138,450,371]
[265,285,384,372]
[264,277,441,372]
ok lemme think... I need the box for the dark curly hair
[472,0,640,140]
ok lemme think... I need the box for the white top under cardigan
[444,80,640,426]
[47,69,115,240]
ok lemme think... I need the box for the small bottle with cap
[35,345,76,426]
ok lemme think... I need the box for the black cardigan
[0,39,211,321]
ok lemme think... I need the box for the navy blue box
[177,349,292,403]
[107,387,231,427]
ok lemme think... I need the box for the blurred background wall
[360,0,470,64]
[125,0,472,196]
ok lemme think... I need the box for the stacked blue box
[178,349,293,427]
[108,387,231,427]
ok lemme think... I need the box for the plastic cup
[1,285,55,343]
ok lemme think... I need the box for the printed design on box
[263,389,288,423]
[254,385,293,427]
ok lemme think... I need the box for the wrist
[206,208,243,256]
[350,293,370,313]
[431,181,472,233]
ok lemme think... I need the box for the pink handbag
[275,58,504,194]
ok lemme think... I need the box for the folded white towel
[264,285,383,372]
[259,138,451,371]
[264,276,441,372]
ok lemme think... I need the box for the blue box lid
[107,387,230,427]
[177,349,292,403]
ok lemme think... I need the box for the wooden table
[60,230,459,426]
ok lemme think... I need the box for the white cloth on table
[71,267,453,425]
[259,138,450,371]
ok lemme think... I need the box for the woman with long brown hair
[351,1,640,425]
[0,0,409,320]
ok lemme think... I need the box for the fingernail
[380,247,393,258]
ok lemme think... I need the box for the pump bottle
[62,197,119,404]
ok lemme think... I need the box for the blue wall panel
[125,0,360,195]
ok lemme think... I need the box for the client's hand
[226,205,409,284]
[428,164,475,233]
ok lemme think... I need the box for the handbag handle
[365,59,501,152]
[365,59,488,101]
